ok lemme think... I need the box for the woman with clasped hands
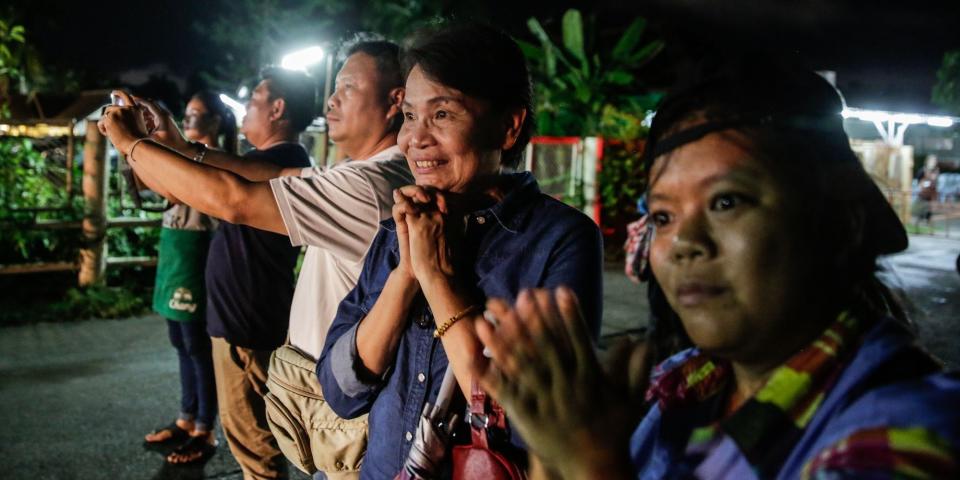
[475,59,960,479]
[316,23,604,479]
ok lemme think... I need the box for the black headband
[646,113,845,162]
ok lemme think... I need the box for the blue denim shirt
[317,173,604,479]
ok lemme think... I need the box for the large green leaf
[612,17,646,62]
[548,44,560,77]
[561,9,588,75]
[528,17,573,75]
[604,70,635,86]
[516,39,544,62]
[9,25,25,43]
[527,17,556,51]
[628,40,666,66]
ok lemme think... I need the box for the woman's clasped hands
[391,185,458,289]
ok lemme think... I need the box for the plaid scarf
[646,312,864,477]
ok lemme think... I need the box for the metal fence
[0,120,161,283]
[524,136,602,224]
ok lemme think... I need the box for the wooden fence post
[78,120,109,286]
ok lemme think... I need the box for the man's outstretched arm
[133,95,304,182]
[178,144,305,181]
[127,140,287,234]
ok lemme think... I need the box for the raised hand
[392,185,454,285]
[133,95,190,151]
[475,288,647,480]
[404,194,455,286]
[97,91,149,156]
[392,185,441,281]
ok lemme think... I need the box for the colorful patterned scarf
[646,312,863,476]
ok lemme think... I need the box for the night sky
[8,0,960,113]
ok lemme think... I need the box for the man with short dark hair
[101,67,315,478]
[99,40,412,479]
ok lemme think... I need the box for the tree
[195,0,354,92]
[194,0,486,94]
[932,50,960,115]
[519,9,664,138]
[519,10,665,247]
[0,16,26,118]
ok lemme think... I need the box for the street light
[281,44,335,114]
[279,44,335,164]
[281,46,325,72]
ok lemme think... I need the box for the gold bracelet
[434,305,480,338]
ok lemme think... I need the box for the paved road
[0,235,956,479]
[878,235,960,368]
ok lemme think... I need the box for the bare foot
[145,418,194,443]
[166,431,217,464]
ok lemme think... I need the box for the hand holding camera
[98,91,149,156]
[133,95,191,152]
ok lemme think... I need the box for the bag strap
[468,379,508,448]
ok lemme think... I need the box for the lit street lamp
[280,46,325,71]
[281,44,334,114]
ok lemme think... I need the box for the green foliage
[521,9,664,139]
[932,50,960,115]
[598,139,646,217]
[53,285,148,320]
[1,137,161,263]
[359,0,453,42]
[0,16,26,117]
[522,9,663,240]
[0,279,149,325]
[196,0,351,92]
[195,0,479,95]
[0,138,83,262]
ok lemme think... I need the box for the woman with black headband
[476,59,960,479]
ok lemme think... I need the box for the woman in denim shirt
[475,59,960,479]
[317,23,604,479]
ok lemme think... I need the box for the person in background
[912,154,940,231]
[475,58,960,479]
[100,67,315,479]
[143,91,236,464]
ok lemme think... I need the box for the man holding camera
[99,40,411,479]
[102,67,313,478]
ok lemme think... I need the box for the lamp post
[281,45,336,165]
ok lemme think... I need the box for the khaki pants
[212,336,287,480]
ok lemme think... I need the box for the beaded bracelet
[434,305,481,338]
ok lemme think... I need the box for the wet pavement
[878,235,960,368]
[0,234,957,479]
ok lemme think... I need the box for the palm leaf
[562,9,587,73]
[612,18,646,62]
[627,40,665,67]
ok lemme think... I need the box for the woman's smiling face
[647,131,817,364]
[398,65,502,193]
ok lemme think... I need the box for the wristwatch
[190,141,208,163]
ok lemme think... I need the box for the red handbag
[451,381,527,480]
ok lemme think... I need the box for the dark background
[6,0,960,112]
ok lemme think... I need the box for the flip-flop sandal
[145,421,191,445]
[167,434,217,465]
